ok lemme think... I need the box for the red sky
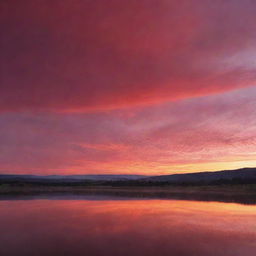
[0,0,256,175]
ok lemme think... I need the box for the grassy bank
[1,183,256,202]
[1,183,256,193]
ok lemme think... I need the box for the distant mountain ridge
[0,174,147,183]
[0,167,256,185]
[141,167,256,184]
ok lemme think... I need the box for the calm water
[0,196,256,256]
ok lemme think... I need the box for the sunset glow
[0,0,256,175]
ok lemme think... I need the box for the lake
[0,195,256,256]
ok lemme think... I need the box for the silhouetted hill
[141,167,256,185]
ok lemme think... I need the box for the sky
[0,0,256,175]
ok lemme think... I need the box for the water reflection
[0,198,256,256]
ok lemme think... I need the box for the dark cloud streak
[1,0,256,112]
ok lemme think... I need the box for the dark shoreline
[1,184,256,205]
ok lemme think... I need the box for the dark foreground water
[0,196,256,256]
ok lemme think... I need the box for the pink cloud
[0,87,255,174]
